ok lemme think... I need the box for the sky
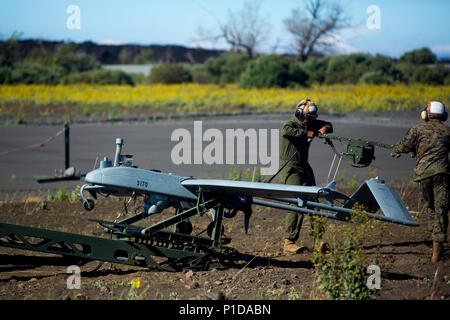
[1,0,449,59]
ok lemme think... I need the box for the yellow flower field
[0,83,448,118]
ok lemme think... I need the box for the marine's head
[421,100,447,122]
[295,99,318,124]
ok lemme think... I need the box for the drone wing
[181,179,347,201]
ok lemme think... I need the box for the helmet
[421,100,447,121]
[295,99,318,121]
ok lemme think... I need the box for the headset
[421,100,448,122]
[295,99,318,120]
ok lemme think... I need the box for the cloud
[99,39,124,45]
[317,34,359,54]
[188,39,228,50]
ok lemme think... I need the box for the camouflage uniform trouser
[419,173,449,243]
[281,165,316,242]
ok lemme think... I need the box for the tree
[412,65,449,85]
[204,53,251,84]
[54,42,100,74]
[197,0,270,58]
[284,0,350,61]
[324,53,373,84]
[135,48,155,64]
[238,55,309,88]
[0,32,22,68]
[399,48,438,65]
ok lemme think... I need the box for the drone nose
[85,169,102,184]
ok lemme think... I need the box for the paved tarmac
[0,112,428,199]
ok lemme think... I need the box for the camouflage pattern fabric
[280,114,333,241]
[394,119,449,243]
[393,119,450,182]
[420,173,449,242]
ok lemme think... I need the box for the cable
[0,128,65,156]
[266,150,298,183]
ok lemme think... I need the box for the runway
[0,112,422,198]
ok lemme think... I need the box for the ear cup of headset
[421,109,428,121]
[295,100,308,118]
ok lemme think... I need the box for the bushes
[192,67,216,84]
[199,53,251,84]
[53,43,101,74]
[412,65,449,85]
[147,63,192,84]
[399,47,438,65]
[369,54,405,82]
[358,54,404,85]
[311,207,377,300]
[55,52,101,74]
[302,50,447,86]
[61,69,134,85]
[0,41,131,85]
[9,63,64,85]
[238,55,309,88]
[303,56,331,85]
[325,53,374,84]
[359,71,393,85]
[1,39,448,87]
[0,33,21,68]
[0,66,12,84]
[1,62,134,85]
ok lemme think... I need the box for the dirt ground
[0,186,448,301]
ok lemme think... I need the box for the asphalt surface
[0,112,428,199]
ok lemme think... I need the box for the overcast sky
[1,0,449,58]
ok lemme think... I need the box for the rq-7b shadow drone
[0,138,417,271]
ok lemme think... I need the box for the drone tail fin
[324,180,337,205]
[344,177,418,226]
[325,180,336,191]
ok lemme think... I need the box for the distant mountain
[11,39,226,64]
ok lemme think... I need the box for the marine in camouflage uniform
[280,99,333,254]
[393,101,449,262]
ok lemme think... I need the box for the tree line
[146,48,450,88]
[1,39,448,87]
[0,37,134,85]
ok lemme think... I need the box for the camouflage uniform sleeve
[394,127,417,154]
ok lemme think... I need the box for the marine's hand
[318,126,328,134]
[307,131,317,139]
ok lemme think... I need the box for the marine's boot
[431,241,443,263]
[283,239,307,255]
